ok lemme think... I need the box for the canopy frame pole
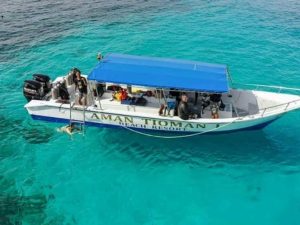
[87,81,94,107]
[232,103,239,117]
[162,89,168,105]
[95,81,103,110]
[156,89,162,104]
[161,89,169,116]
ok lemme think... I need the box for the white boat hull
[25,101,282,134]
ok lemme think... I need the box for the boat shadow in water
[0,174,47,225]
[0,116,54,145]
[97,127,300,169]
[0,176,76,225]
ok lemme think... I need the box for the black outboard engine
[23,74,51,102]
[23,80,42,101]
[33,74,51,92]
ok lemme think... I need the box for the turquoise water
[1,0,300,224]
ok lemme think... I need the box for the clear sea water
[1,0,300,224]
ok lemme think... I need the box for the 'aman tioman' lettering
[91,113,206,129]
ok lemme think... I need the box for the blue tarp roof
[88,53,229,92]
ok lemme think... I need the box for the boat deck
[49,76,244,120]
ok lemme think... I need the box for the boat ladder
[69,101,86,135]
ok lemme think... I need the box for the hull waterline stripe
[30,114,277,135]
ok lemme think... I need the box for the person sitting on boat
[210,103,219,119]
[74,69,87,105]
[178,94,197,120]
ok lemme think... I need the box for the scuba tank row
[23,74,51,102]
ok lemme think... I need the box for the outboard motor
[23,80,43,101]
[33,74,51,93]
[23,74,51,102]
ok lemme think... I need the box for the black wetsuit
[75,77,87,95]
[178,101,190,120]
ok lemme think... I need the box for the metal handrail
[233,83,300,93]
[260,98,300,116]
[82,105,86,135]
[231,82,300,117]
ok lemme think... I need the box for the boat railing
[231,83,300,118]
[233,83,300,95]
[233,97,300,120]
[259,98,300,117]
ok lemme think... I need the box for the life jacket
[113,91,122,101]
[121,89,128,100]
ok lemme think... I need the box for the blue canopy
[88,53,229,92]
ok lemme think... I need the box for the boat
[23,53,300,138]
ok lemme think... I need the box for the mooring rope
[121,119,238,139]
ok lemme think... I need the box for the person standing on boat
[178,94,194,120]
[74,70,87,105]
